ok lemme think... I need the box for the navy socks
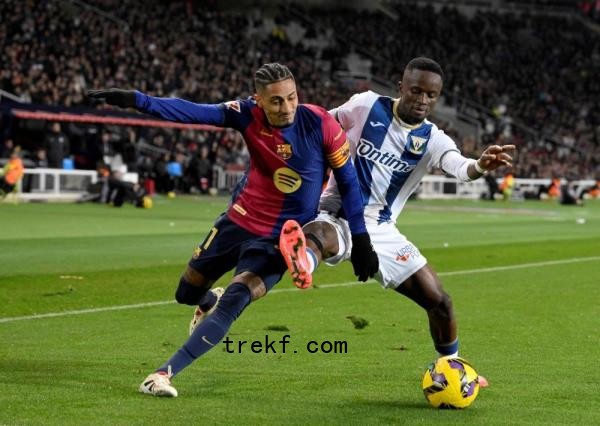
[158,283,252,376]
[435,338,459,358]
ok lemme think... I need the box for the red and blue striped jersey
[136,92,367,237]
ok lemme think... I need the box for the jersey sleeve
[428,130,461,171]
[321,113,367,235]
[322,115,351,170]
[135,91,225,125]
[439,150,476,182]
[429,130,477,182]
[329,91,373,131]
[220,98,256,131]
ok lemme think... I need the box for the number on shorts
[202,227,218,250]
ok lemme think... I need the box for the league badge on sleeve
[224,100,241,113]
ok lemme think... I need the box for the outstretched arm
[441,144,516,182]
[87,89,225,125]
[468,144,516,179]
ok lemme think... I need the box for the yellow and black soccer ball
[422,356,480,409]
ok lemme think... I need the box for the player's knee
[231,271,267,301]
[304,222,338,258]
[247,282,267,300]
[175,277,208,305]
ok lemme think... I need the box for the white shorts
[307,212,427,289]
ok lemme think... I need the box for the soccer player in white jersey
[279,57,516,387]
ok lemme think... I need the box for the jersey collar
[392,99,425,130]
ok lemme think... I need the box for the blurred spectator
[482,172,500,201]
[499,171,515,201]
[44,122,70,168]
[582,178,600,198]
[539,177,562,200]
[0,147,25,197]
[559,178,583,205]
[33,148,49,168]
[187,144,213,194]
[0,139,15,158]
[83,164,150,208]
[98,131,116,166]
[153,153,170,193]
[166,154,183,193]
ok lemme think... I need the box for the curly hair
[254,63,295,91]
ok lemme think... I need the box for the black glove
[350,233,379,282]
[87,89,137,109]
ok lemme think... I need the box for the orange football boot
[279,220,312,289]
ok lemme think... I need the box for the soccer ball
[422,356,480,409]
[142,196,153,209]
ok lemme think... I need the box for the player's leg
[153,272,261,379]
[176,217,241,333]
[279,213,347,288]
[304,220,341,261]
[175,265,213,306]
[140,217,241,397]
[139,273,247,398]
[363,223,453,356]
[139,278,241,398]
[182,266,225,335]
[140,236,286,397]
[151,252,284,381]
[394,265,458,357]
[395,264,489,387]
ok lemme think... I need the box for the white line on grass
[435,256,600,276]
[2,255,599,324]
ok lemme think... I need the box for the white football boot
[189,287,225,335]
[139,366,178,397]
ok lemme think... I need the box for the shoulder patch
[224,100,241,113]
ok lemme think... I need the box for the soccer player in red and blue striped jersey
[88,63,378,397]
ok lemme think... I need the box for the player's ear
[397,80,403,93]
[254,93,263,108]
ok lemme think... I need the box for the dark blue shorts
[188,214,287,291]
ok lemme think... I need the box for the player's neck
[393,99,424,129]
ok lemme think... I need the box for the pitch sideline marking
[1,256,599,324]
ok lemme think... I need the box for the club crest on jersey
[276,144,293,160]
[224,100,241,113]
[408,136,428,154]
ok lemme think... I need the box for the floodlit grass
[1,197,599,425]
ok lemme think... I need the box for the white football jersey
[321,90,462,224]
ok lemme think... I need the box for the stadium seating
[0,0,598,196]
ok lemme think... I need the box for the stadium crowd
[1,0,598,195]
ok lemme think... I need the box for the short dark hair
[254,63,295,92]
[405,57,444,81]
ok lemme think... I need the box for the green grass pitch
[1,196,599,425]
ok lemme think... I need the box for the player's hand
[476,144,516,172]
[87,89,137,109]
[350,233,379,282]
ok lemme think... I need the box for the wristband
[474,160,487,175]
